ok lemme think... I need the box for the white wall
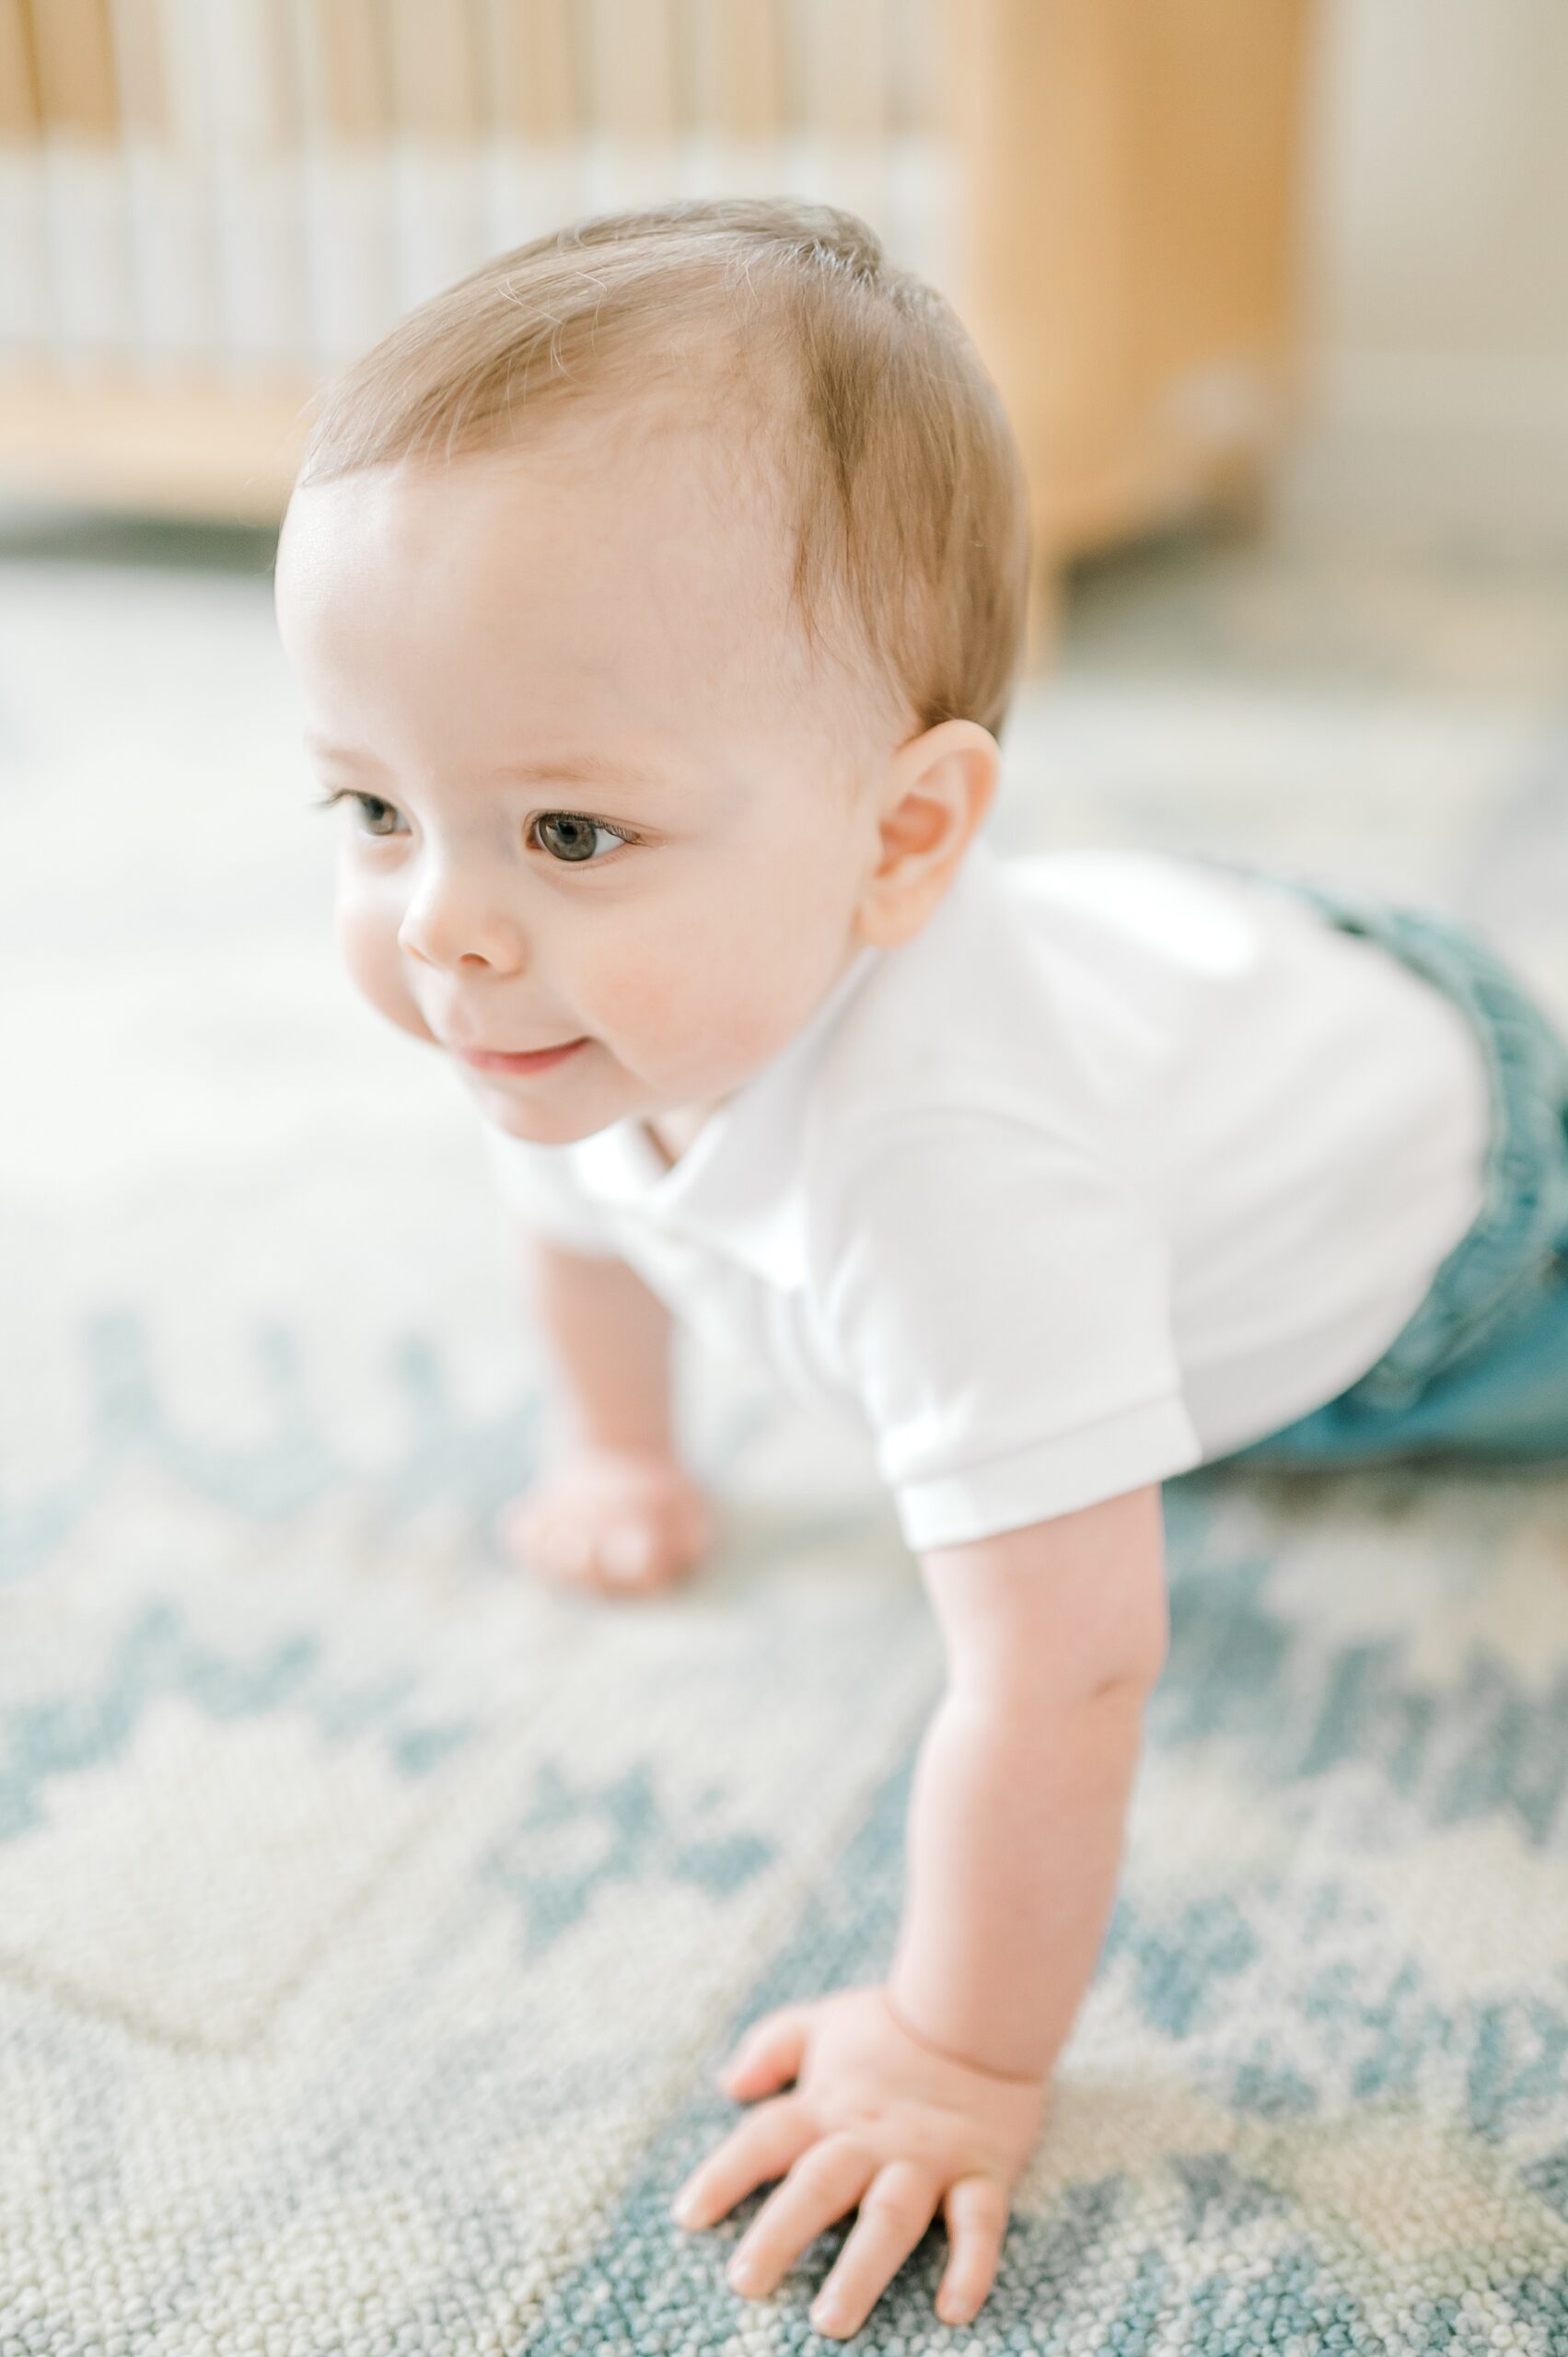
[1286,0,1568,550]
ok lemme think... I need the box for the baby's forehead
[286,400,776,605]
[282,349,905,749]
[281,421,889,750]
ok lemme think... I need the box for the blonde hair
[294,197,1031,739]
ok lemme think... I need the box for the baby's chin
[457,1061,630,1147]
[468,1088,606,1146]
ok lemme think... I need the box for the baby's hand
[497,1445,714,1596]
[671,1983,1047,2338]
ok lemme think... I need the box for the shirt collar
[568,945,883,1285]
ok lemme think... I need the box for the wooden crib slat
[106,0,168,142]
[200,0,300,153]
[389,0,482,142]
[312,0,390,143]
[887,0,936,140]
[485,0,580,143]
[259,0,303,150]
[586,0,678,143]
[30,0,119,138]
[795,0,889,141]
[701,0,785,142]
[0,0,41,136]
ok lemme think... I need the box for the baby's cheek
[643,960,794,1076]
[584,946,688,1042]
[335,890,436,1046]
[579,920,813,1082]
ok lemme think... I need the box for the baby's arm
[888,1482,1167,2078]
[670,1483,1167,2337]
[497,1225,714,1595]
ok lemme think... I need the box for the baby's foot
[497,1446,714,1597]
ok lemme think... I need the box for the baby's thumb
[720,2003,810,2096]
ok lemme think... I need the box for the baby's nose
[398,866,528,973]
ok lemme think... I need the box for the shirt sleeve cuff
[889,1394,1203,1553]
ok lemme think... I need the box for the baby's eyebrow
[493,754,683,794]
[303,740,682,796]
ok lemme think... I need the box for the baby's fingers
[721,2001,812,2097]
[670,2095,814,2231]
[808,2160,941,2340]
[936,2174,1010,2327]
[500,1495,688,1596]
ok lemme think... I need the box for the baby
[273,198,1568,2340]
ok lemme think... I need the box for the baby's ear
[854,720,998,947]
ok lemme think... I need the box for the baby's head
[274,198,1029,1144]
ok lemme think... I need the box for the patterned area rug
[4,523,1568,2351]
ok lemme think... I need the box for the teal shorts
[1209,875,1568,1471]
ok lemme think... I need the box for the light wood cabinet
[947,0,1313,636]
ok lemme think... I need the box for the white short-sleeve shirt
[479,837,1492,1551]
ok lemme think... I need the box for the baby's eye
[530,811,633,865]
[315,788,406,838]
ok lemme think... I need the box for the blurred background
[3,0,1567,1550]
